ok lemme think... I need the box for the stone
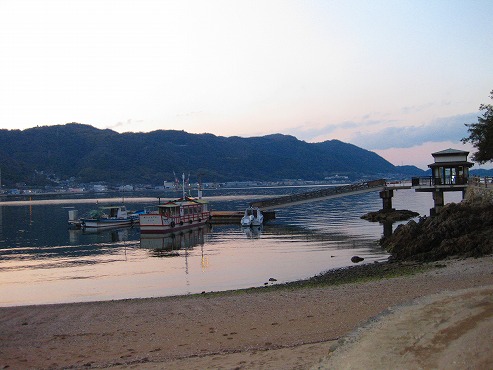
[361,209,420,223]
[380,201,493,261]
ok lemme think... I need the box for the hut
[412,148,474,213]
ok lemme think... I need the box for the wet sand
[1,256,492,369]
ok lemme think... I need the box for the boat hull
[139,214,210,234]
[81,218,136,229]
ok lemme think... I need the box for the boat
[139,196,211,234]
[79,205,139,229]
[240,207,263,227]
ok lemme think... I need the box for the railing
[470,176,493,188]
[411,176,468,187]
[250,179,386,210]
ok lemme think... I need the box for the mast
[182,173,186,199]
[198,175,203,199]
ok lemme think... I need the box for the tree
[462,90,493,164]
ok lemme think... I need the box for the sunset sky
[1,0,492,169]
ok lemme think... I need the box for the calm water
[0,187,462,306]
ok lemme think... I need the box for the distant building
[93,185,108,192]
[119,185,134,192]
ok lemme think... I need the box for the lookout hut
[412,148,474,214]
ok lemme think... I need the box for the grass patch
[193,261,434,299]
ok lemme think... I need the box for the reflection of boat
[80,205,139,229]
[69,227,131,244]
[242,224,263,238]
[140,226,209,255]
[139,196,211,234]
[240,207,263,227]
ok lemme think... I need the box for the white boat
[139,196,211,234]
[80,205,138,229]
[240,207,263,227]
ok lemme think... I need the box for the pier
[210,210,276,224]
[241,148,475,219]
[250,179,387,211]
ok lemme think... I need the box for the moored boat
[240,206,263,227]
[80,205,138,229]
[139,196,211,234]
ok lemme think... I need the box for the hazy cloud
[350,113,478,150]
[289,119,388,142]
[107,119,145,131]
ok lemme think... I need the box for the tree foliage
[462,90,493,164]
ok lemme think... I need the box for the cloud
[350,113,479,150]
[106,119,145,132]
[288,119,387,142]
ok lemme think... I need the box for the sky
[1,0,492,170]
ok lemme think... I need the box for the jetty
[252,149,477,217]
[250,179,387,211]
[210,210,276,224]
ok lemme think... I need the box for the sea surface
[0,186,462,306]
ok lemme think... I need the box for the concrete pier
[433,190,444,212]
[379,189,394,211]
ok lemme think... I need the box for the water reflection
[69,227,132,244]
[3,188,455,306]
[241,225,263,239]
[140,226,209,256]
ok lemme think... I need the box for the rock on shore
[381,201,493,261]
[361,209,419,223]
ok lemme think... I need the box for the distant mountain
[0,123,420,187]
[470,168,493,177]
[394,165,428,176]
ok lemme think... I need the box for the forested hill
[0,123,423,186]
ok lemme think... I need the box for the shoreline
[1,255,492,369]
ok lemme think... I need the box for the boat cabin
[104,205,128,219]
[157,197,209,223]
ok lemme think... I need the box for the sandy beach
[1,256,492,369]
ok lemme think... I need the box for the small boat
[80,205,138,229]
[139,196,211,234]
[240,207,263,227]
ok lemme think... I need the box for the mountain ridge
[0,123,427,186]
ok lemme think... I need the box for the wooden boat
[139,196,211,234]
[80,205,139,229]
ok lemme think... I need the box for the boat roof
[158,196,208,208]
[100,205,125,210]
